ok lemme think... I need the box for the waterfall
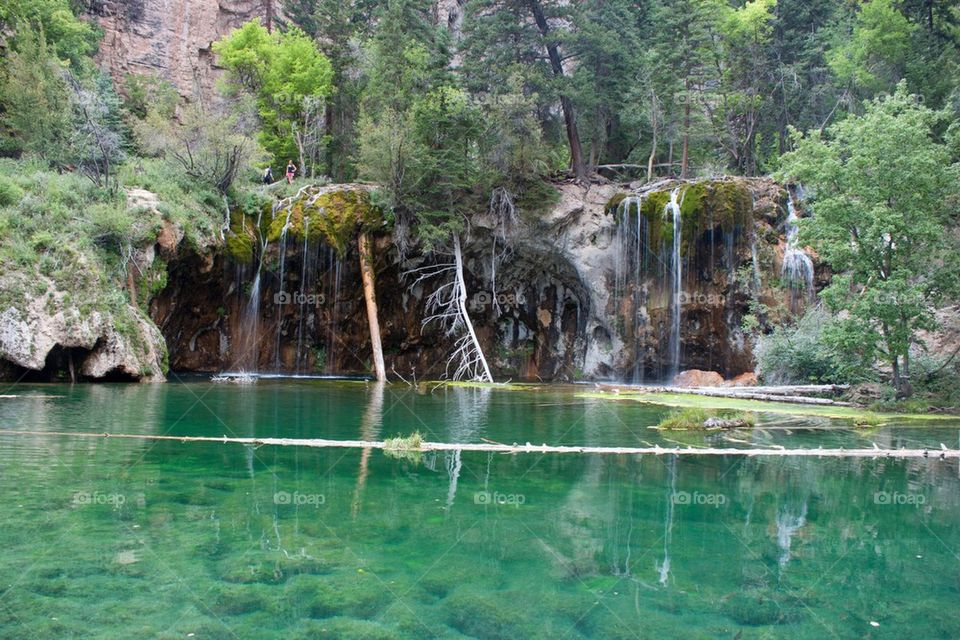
[782,192,814,307]
[615,195,650,383]
[233,204,273,372]
[295,217,310,372]
[666,187,684,382]
[614,187,685,383]
[273,207,294,370]
[324,246,342,373]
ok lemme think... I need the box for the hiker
[262,166,273,184]
[285,160,297,184]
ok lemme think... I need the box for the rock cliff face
[147,177,815,382]
[83,1,464,102]
[0,188,216,383]
[0,177,816,383]
[84,0,269,100]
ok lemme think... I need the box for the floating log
[594,384,853,406]
[675,390,854,406]
[0,430,956,459]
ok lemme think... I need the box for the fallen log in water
[718,385,849,395]
[593,384,854,406]
[0,429,957,459]
[674,390,854,406]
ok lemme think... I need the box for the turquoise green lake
[1,381,959,638]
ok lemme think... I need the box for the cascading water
[782,191,814,309]
[614,194,651,383]
[294,216,310,372]
[614,186,686,383]
[273,207,294,369]
[324,246,342,373]
[234,203,274,372]
[665,187,684,382]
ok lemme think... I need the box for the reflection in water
[443,387,491,512]
[1,383,960,638]
[657,454,677,586]
[777,501,808,568]
[351,381,385,517]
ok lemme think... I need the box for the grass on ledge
[382,431,423,463]
[656,407,756,430]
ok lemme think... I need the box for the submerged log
[678,390,853,406]
[703,417,751,429]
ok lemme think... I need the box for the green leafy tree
[827,0,915,96]
[213,20,334,176]
[1,23,72,162]
[778,84,960,394]
[0,0,100,69]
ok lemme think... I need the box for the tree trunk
[265,0,274,32]
[891,355,903,397]
[528,0,585,180]
[453,237,493,382]
[647,93,658,183]
[681,81,690,178]
[358,232,386,382]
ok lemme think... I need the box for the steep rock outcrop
[0,273,166,381]
[0,187,219,382]
[84,0,269,101]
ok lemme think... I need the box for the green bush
[756,307,854,385]
[0,176,24,206]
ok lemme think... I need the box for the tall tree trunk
[358,232,386,382]
[528,0,585,180]
[647,93,658,183]
[265,0,274,32]
[681,81,690,179]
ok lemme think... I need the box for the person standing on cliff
[262,166,273,184]
[285,160,297,184]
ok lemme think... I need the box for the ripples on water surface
[1,381,959,638]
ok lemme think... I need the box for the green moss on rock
[268,189,384,256]
[618,180,754,256]
[604,192,627,215]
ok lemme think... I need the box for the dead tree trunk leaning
[409,236,493,382]
[452,237,493,382]
[358,232,386,382]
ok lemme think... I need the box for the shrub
[0,176,24,206]
[756,306,854,385]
